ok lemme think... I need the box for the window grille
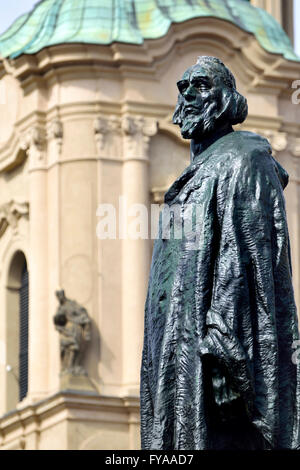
[19,261,29,401]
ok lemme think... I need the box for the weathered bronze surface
[54,290,91,376]
[140,56,300,450]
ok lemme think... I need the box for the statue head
[173,56,248,140]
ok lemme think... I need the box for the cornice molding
[0,392,139,449]
[2,17,299,93]
[239,114,283,132]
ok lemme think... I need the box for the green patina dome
[0,0,298,61]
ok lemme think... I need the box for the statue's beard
[180,100,219,140]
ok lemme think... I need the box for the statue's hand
[199,324,252,422]
[211,363,240,407]
[210,361,245,424]
[202,354,242,423]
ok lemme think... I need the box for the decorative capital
[267,131,288,153]
[121,115,158,159]
[0,200,29,237]
[47,119,63,155]
[93,114,158,159]
[289,137,300,158]
[93,115,121,157]
[21,126,46,169]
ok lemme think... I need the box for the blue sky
[0,1,40,35]
[0,0,299,55]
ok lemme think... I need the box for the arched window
[6,251,29,410]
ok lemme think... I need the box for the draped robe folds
[140,130,300,450]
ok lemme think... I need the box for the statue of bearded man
[140,56,300,450]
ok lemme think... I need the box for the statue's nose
[182,85,197,102]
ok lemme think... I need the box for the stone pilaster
[121,115,157,395]
[93,115,124,395]
[24,125,49,403]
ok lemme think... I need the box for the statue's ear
[215,88,234,124]
[216,88,248,126]
[172,94,183,126]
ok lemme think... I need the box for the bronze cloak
[140,130,300,450]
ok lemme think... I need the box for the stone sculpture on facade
[54,289,91,377]
[140,56,300,450]
[0,200,29,237]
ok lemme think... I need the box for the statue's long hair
[173,56,248,133]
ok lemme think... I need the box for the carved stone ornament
[0,200,29,237]
[47,119,63,154]
[289,137,300,158]
[93,115,121,156]
[21,126,46,168]
[121,115,158,158]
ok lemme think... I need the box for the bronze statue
[54,290,91,376]
[140,56,300,450]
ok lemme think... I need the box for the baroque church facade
[0,0,299,449]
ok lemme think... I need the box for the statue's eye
[194,80,210,92]
[177,81,188,94]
